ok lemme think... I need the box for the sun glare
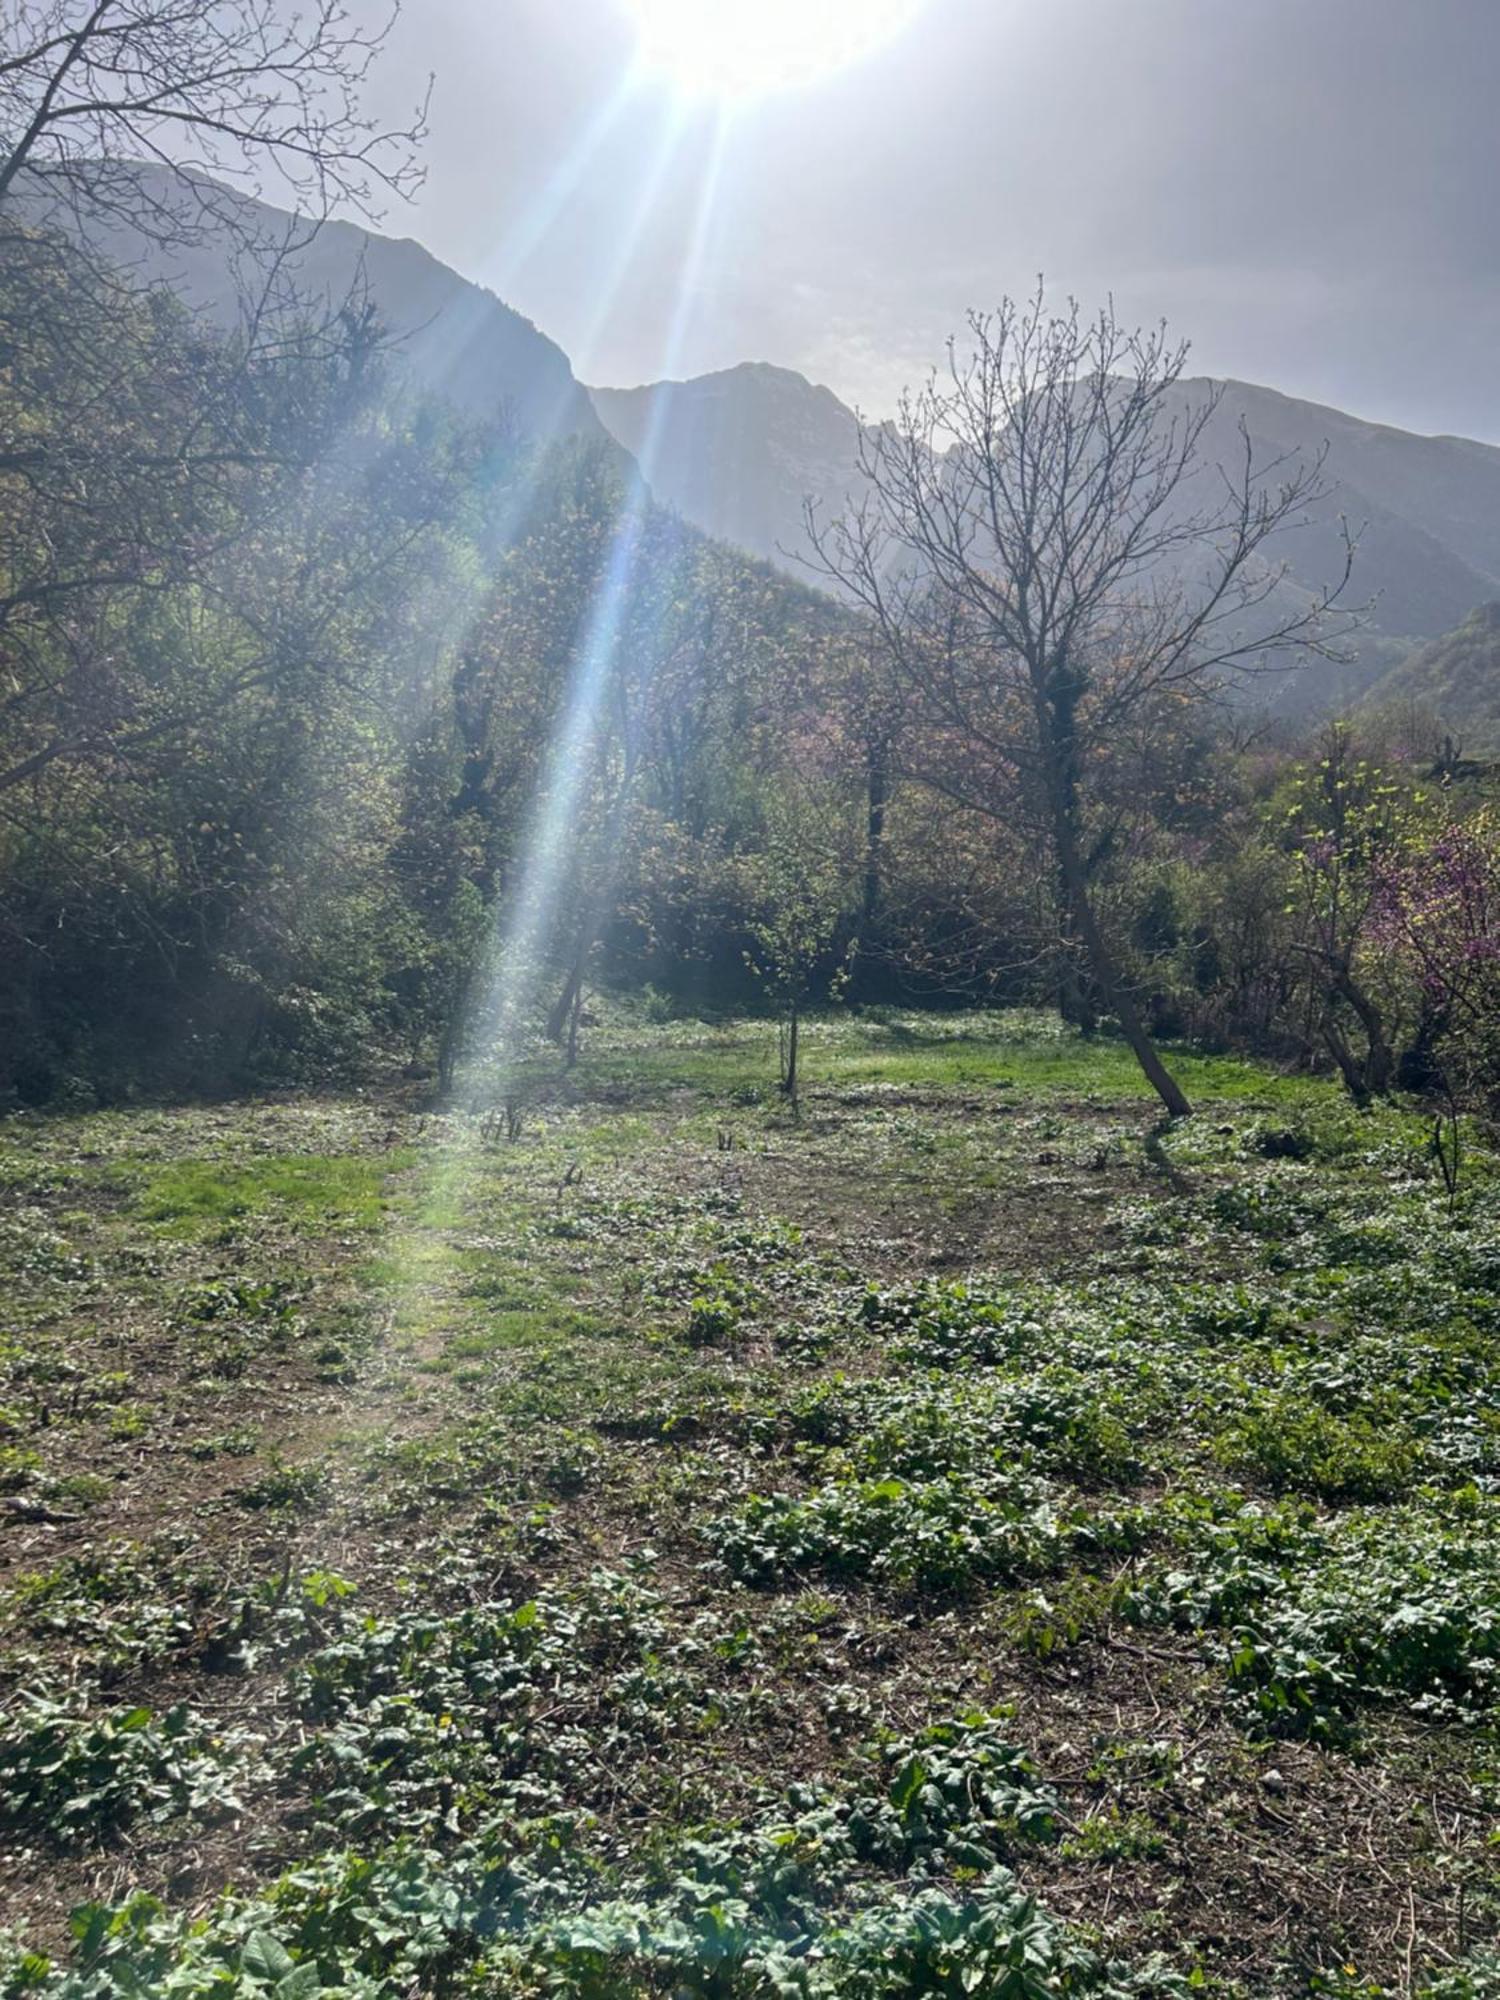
[623,0,924,99]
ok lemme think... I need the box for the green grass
[507,1007,1328,1107]
[134,1150,407,1232]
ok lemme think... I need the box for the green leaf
[242,1931,296,1982]
[888,1755,929,1818]
[69,1906,110,1957]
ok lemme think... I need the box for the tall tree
[0,0,426,800]
[1277,724,1410,1104]
[808,289,1353,1116]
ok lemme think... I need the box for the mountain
[1182,378,1500,646]
[588,364,1500,706]
[33,164,1500,720]
[1364,602,1500,751]
[590,363,870,580]
[22,163,604,450]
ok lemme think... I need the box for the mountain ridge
[20,161,605,450]
[587,363,1500,696]
[34,164,1500,713]
[590,360,872,577]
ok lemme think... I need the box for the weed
[236,1458,330,1513]
[0,1698,246,1848]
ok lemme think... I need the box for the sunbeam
[372,98,737,1380]
[483,72,643,291]
[453,106,733,1103]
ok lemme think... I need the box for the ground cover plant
[0,1010,1497,1996]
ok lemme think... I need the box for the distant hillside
[1365,602,1500,750]
[591,363,872,574]
[24,164,604,449]
[33,166,1500,722]
[1183,379,1500,647]
[590,365,1500,712]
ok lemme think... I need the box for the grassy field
[0,1009,1497,1997]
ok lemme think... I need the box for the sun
[622,0,925,100]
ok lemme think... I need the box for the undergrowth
[1,1014,1497,1995]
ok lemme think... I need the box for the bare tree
[807,288,1355,1117]
[1,0,426,236]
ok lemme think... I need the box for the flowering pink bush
[1375,813,1500,1106]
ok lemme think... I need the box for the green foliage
[236,1458,331,1513]
[1214,1392,1422,1502]
[1368,602,1500,754]
[139,1158,394,1234]
[711,1372,1142,1592]
[1127,1490,1500,1737]
[2,1022,1498,1994]
[0,1709,1192,1999]
[0,1699,244,1848]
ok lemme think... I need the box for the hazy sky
[359,0,1500,439]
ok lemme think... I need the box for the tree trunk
[1322,1017,1371,1107]
[437,1000,463,1099]
[546,747,640,1056]
[547,959,583,1046]
[1055,925,1100,1036]
[781,1005,800,1101]
[565,973,584,1070]
[1398,1000,1448,1094]
[1045,736,1191,1117]
[438,953,480,1101]
[1072,874,1192,1116]
[1331,966,1394,1097]
[861,742,889,940]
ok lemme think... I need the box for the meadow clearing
[0,1011,1497,1997]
